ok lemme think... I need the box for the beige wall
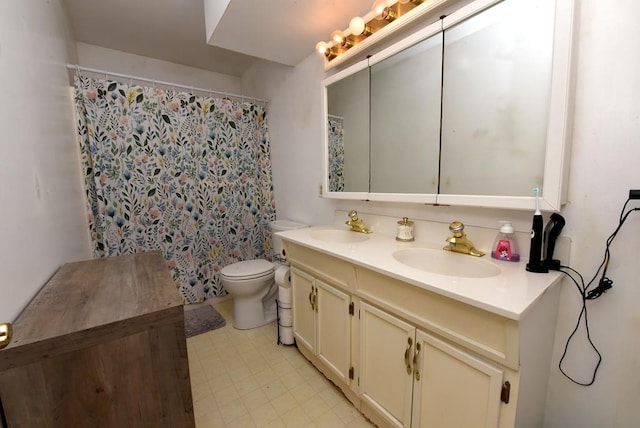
[0,1,91,322]
[242,57,337,226]
[543,1,640,426]
[76,42,243,96]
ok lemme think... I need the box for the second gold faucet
[443,221,485,257]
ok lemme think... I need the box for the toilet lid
[219,259,274,280]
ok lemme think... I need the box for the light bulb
[349,17,372,36]
[316,41,329,56]
[349,17,365,35]
[315,41,337,60]
[371,0,396,21]
[372,0,388,17]
[330,30,347,46]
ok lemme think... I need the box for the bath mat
[184,305,226,338]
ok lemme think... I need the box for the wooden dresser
[0,251,194,427]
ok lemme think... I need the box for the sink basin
[309,229,370,243]
[393,248,501,278]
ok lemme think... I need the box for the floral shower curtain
[74,75,276,303]
[327,115,345,192]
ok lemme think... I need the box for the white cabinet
[291,267,352,385]
[413,330,503,428]
[360,302,415,428]
[317,279,352,383]
[291,267,316,352]
[360,302,504,428]
[283,240,560,428]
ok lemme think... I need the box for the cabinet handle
[413,342,421,381]
[313,287,318,313]
[308,287,315,311]
[404,337,413,375]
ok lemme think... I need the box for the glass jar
[396,217,414,242]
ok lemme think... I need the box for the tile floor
[187,300,375,428]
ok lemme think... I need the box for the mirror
[370,31,442,195]
[326,64,369,193]
[322,0,574,210]
[440,0,555,197]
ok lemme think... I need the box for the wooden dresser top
[0,251,183,368]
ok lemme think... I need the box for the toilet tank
[270,220,308,260]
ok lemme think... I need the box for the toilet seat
[219,259,274,281]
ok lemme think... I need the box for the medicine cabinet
[322,0,575,211]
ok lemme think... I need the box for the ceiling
[63,0,373,77]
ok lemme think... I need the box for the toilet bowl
[219,260,278,329]
[219,219,307,329]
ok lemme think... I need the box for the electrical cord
[584,200,640,300]
[551,197,639,386]
[555,265,601,386]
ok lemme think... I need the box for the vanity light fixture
[316,0,446,68]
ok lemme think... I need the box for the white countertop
[277,226,564,321]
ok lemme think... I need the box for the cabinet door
[291,268,316,352]
[316,280,351,384]
[412,330,503,428]
[360,302,415,428]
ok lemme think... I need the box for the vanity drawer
[284,242,357,292]
[354,267,519,369]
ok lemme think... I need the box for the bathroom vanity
[0,252,194,427]
[279,224,564,428]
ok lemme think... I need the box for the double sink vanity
[277,216,565,428]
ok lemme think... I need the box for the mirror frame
[321,0,575,211]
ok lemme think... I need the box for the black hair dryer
[542,213,565,270]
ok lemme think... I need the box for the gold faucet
[346,210,372,234]
[443,221,485,257]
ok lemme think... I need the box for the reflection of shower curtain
[74,75,276,303]
[328,115,345,192]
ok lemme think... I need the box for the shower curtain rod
[67,64,268,104]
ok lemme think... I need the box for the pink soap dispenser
[491,221,520,262]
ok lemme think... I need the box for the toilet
[219,219,307,329]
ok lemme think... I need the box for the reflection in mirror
[440,0,555,196]
[327,67,370,192]
[370,33,443,194]
[327,114,345,191]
